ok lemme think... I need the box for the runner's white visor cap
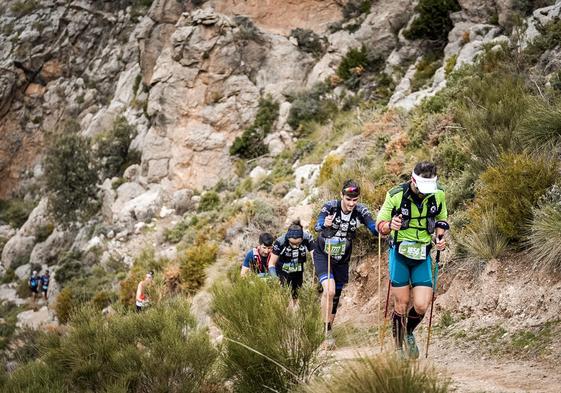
[412,171,438,194]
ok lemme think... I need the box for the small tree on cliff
[44,122,99,224]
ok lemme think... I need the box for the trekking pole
[325,240,332,345]
[377,235,381,342]
[425,235,443,359]
[379,276,391,351]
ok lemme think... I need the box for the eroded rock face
[208,0,344,34]
[141,8,314,191]
[0,1,140,198]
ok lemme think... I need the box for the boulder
[0,284,26,306]
[29,229,73,266]
[293,164,320,191]
[0,225,16,240]
[457,0,497,23]
[249,166,270,183]
[19,198,49,238]
[15,263,31,280]
[16,306,53,329]
[172,189,194,214]
[121,186,165,223]
[1,235,35,269]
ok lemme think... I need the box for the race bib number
[282,262,303,273]
[324,238,347,257]
[398,241,427,260]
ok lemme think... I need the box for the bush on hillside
[287,82,337,133]
[44,127,99,224]
[212,277,323,393]
[4,299,218,393]
[453,69,528,169]
[342,0,372,20]
[95,116,138,180]
[301,355,450,393]
[54,251,84,287]
[198,190,220,212]
[403,0,461,46]
[178,237,218,295]
[527,185,561,270]
[230,96,279,159]
[0,199,34,229]
[10,0,39,17]
[338,47,366,80]
[456,210,509,261]
[290,28,325,58]
[519,96,561,153]
[473,153,557,241]
[411,53,442,91]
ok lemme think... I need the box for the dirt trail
[328,335,560,393]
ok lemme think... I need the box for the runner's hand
[390,214,402,231]
[435,236,446,251]
[324,214,335,227]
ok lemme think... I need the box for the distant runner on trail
[241,232,274,277]
[268,219,315,300]
[314,180,378,348]
[136,271,153,312]
[40,270,50,300]
[29,270,40,301]
[376,161,449,358]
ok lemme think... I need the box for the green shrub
[336,46,368,81]
[444,54,457,76]
[12,328,49,364]
[433,134,470,177]
[5,299,218,393]
[10,0,39,17]
[212,277,323,393]
[164,217,192,243]
[230,96,279,159]
[96,116,137,180]
[287,83,337,132]
[290,28,324,58]
[453,70,529,169]
[0,268,16,284]
[519,97,561,153]
[302,355,450,393]
[342,0,372,20]
[238,198,280,232]
[411,54,442,91]
[523,18,561,64]
[456,210,509,261]
[54,251,84,287]
[403,0,461,45]
[318,154,344,185]
[198,191,220,212]
[44,128,99,224]
[0,199,34,228]
[527,185,561,270]
[35,223,54,243]
[15,279,31,299]
[179,238,218,294]
[474,153,557,241]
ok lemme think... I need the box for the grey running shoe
[405,333,419,359]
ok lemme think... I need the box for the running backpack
[251,248,270,274]
[30,277,38,288]
[390,183,441,235]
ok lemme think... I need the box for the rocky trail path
[328,334,561,393]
